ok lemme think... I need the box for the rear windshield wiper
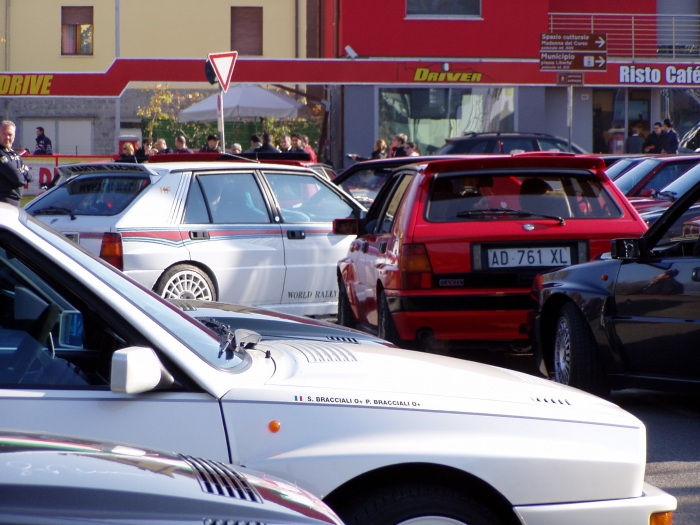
[31,206,77,220]
[455,208,565,225]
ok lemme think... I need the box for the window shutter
[62,6,93,25]
[231,7,263,56]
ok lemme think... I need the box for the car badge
[523,224,535,231]
[500,201,508,209]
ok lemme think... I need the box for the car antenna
[217,153,260,163]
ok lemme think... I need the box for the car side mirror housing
[610,238,641,260]
[333,218,359,236]
[111,347,174,394]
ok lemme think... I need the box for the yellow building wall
[1,0,303,73]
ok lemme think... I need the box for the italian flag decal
[294,396,305,401]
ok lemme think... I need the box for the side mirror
[333,218,359,236]
[610,238,640,260]
[111,347,174,394]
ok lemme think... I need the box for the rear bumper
[515,483,676,525]
[386,291,531,341]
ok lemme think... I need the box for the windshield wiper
[652,189,677,201]
[32,206,77,220]
[199,317,261,360]
[456,208,565,225]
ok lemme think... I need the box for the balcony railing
[549,13,700,60]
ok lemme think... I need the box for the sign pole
[567,85,573,152]
[218,88,225,151]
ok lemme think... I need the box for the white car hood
[258,340,638,428]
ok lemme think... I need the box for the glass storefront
[378,87,515,155]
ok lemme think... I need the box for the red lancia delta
[335,154,648,349]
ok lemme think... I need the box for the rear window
[338,168,393,206]
[426,172,622,221]
[434,139,491,154]
[29,175,150,217]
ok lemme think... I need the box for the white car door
[263,171,356,317]
[179,171,285,306]
[0,240,229,461]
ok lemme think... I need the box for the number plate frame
[472,242,583,271]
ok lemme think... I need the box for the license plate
[64,233,80,243]
[487,247,571,268]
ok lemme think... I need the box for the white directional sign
[208,51,238,93]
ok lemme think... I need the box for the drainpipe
[4,0,9,71]
[115,0,120,154]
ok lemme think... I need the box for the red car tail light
[100,232,123,270]
[400,244,433,289]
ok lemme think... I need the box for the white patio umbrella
[179,84,310,122]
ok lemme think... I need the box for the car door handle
[189,230,210,240]
[693,268,700,281]
[379,241,387,254]
[287,230,306,240]
[361,240,369,253]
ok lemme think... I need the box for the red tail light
[400,244,433,289]
[100,232,123,270]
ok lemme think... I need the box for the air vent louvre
[532,396,571,405]
[180,455,262,503]
[286,341,357,363]
[325,335,359,344]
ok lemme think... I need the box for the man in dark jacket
[33,126,53,155]
[643,122,665,154]
[199,134,222,153]
[663,118,679,154]
[254,132,280,153]
[0,120,33,206]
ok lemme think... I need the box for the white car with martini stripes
[25,159,363,317]
[0,203,676,525]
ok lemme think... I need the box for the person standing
[390,134,408,157]
[116,142,138,163]
[174,135,193,154]
[279,135,292,152]
[230,142,242,154]
[663,118,679,154]
[0,120,33,206]
[135,138,154,160]
[247,134,262,152]
[33,126,53,155]
[348,139,388,161]
[154,138,173,154]
[254,132,280,153]
[290,133,305,153]
[405,141,420,156]
[624,126,645,154]
[643,122,665,154]
[301,135,317,162]
[199,134,222,153]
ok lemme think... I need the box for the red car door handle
[379,241,387,254]
[361,241,369,253]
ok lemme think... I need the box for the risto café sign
[619,64,700,85]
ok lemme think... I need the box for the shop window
[61,6,93,55]
[406,0,480,17]
[231,7,263,55]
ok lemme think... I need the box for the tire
[155,264,216,301]
[337,277,357,328]
[552,302,609,397]
[378,290,401,345]
[338,483,504,525]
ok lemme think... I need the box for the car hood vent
[532,396,571,406]
[325,335,359,344]
[284,341,357,363]
[180,455,262,502]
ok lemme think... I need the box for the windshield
[426,172,621,221]
[606,158,639,180]
[614,158,661,194]
[657,164,700,199]
[25,216,246,370]
[338,168,393,206]
[28,174,150,217]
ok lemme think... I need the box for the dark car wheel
[155,264,216,302]
[553,302,609,397]
[337,277,357,328]
[337,483,504,525]
[378,290,401,345]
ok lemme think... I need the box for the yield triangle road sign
[208,51,238,93]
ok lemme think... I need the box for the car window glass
[426,173,621,221]
[378,174,414,233]
[605,158,636,179]
[658,164,700,199]
[29,175,150,217]
[640,161,697,193]
[0,242,129,388]
[654,199,700,247]
[198,173,270,224]
[499,138,534,153]
[265,173,353,223]
[614,158,661,194]
[183,179,210,224]
[538,139,568,152]
[339,168,392,207]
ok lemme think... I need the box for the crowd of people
[118,131,320,163]
[625,118,680,154]
[348,133,420,162]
